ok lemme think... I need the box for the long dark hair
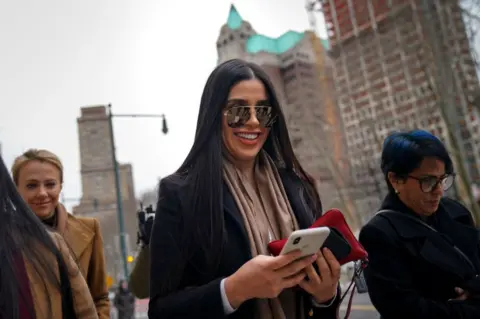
[160,59,321,287]
[0,154,76,319]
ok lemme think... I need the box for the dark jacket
[148,169,341,319]
[359,193,480,319]
[114,285,135,319]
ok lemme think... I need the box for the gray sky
[0,0,327,211]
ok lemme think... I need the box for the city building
[216,5,355,221]
[321,0,480,223]
[73,105,139,280]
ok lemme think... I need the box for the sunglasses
[224,106,277,128]
[407,174,455,193]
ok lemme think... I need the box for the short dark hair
[381,130,454,192]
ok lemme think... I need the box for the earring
[395,189,399,194]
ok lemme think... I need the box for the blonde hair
[12,149,64,185]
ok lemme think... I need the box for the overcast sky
[0,0,327,211]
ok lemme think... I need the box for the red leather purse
[267,209,369,319]
[268,209,368,264]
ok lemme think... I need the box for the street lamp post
[106,103,168,279]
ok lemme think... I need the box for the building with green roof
[219,4,329,57]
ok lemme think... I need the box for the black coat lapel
[378,210,477,281]
[435,200,480,269]
[222,182,251,258]
[278,170,314,229]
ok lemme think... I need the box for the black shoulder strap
[376,209,438,232]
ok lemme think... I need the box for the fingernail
[323,247,331,254]
[311,254,317,261]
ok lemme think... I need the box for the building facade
[73,105,139,280]
[216,5,354,221]
[322,0,480,223]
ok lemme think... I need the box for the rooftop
[227,4,243,30]
[224,4,329,54]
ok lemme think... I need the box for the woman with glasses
[148,59,342,319]
[359,130,480,319]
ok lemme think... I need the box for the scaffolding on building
[308,0,480,222]
[305,0,362,230]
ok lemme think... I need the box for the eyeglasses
[407,174,455,193]
[224,106,277,128]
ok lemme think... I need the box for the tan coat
[26,232,99,318]
[54,204,110,319]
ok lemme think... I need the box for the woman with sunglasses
[148,59,341,319]
[360,130,480,319]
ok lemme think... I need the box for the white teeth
[236,133,259,140]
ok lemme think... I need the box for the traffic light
[127,255,134,263]
[106,275,113,289]
[162,116,168,134]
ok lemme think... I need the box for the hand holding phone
[224,250,317,309]
[280,227,331,259]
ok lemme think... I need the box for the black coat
[359,193,480,319]
[114,290,135,319]
[148,169,341,319]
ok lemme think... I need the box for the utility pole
[107,103,129,278]
[106,103,168,278]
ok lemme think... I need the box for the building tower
[73,105,138,280]
[321,0,480,223]
[216,5,352,215]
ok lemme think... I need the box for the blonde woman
[12,149,110,319]
[0,153,98,319]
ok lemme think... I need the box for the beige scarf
[223,150,303,319]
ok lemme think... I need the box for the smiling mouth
[35,202,51,206]
[234,132,260,140]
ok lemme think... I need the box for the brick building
[216,5,353,216]
[73,105,138,280]
[321,0,480,223]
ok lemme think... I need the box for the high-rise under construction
[320,0,480,221]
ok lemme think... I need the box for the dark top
[0,255,36,319]
[360,193,480,319]
[148,169,340,319]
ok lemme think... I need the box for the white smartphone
[280,227,331,259]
